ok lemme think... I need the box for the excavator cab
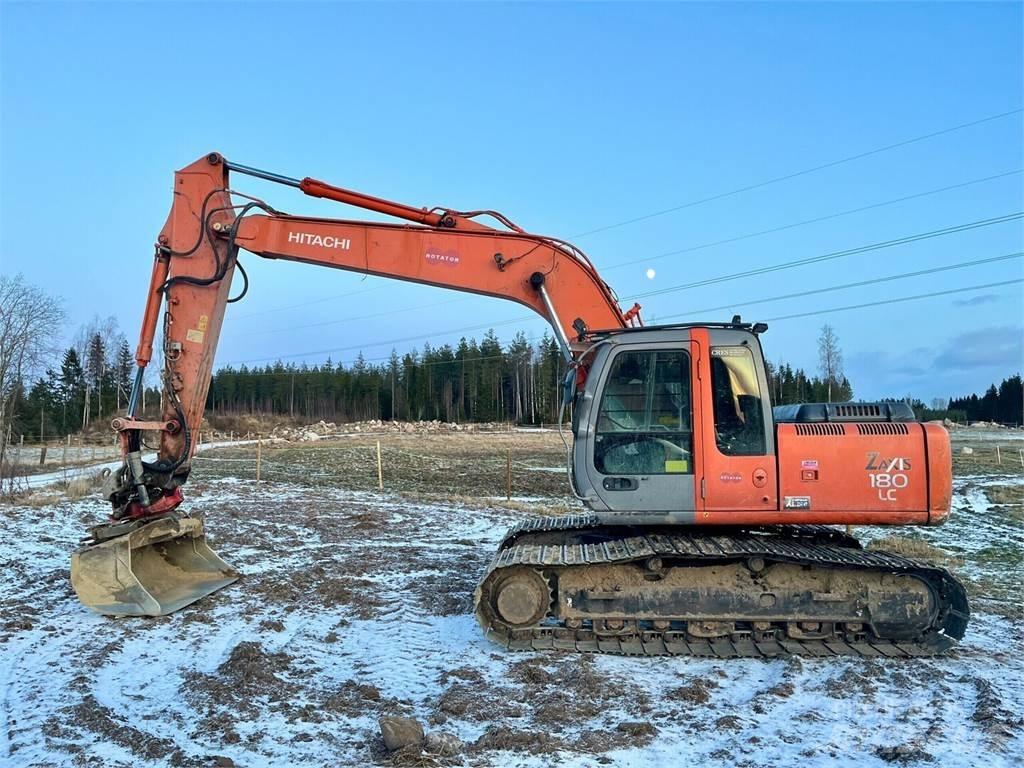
[572,324,776,522]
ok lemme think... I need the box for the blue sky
[2,2,1022,401]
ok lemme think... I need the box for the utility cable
[651,252,1024,321]
[572,108,1023,238]
[603,169,1022,271]
[234,296,471,337]
[233,284,388,320]
[626,212,1024,301]
[763,279,1024,322]
[227,169,1021,334]
[221,211,1021,366]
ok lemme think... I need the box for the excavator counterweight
[71,153,969,655]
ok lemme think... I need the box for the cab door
[580,337,700,516]
[697,331,778,513]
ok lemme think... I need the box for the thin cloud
[952,293,1003,307]
[933,326,1024,371]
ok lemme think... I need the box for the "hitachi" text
[288,232,351,249]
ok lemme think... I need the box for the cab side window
[710,347,767,456]
[594,349,693,475]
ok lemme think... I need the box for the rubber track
[475,516,970,658]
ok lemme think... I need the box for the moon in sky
[646,268,656,280]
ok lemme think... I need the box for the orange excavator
[71,153,969,657]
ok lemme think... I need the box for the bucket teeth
[71,516,237,617]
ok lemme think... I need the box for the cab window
[594,349,692,475]
[710,347,766,455]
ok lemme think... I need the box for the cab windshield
[594,349,693,475]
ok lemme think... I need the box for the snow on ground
[1,460,1022,767]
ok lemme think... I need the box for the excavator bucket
[71,516,237,617]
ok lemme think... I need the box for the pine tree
[115,340,133,411]
[83,332,106,427]
[58,348,85,434]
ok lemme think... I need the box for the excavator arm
[110,152,636,523]
[73,151,639,616]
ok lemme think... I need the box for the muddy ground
[1,429,1022,767]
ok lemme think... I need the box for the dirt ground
[1,429,1022,767]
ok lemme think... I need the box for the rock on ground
[379,715,424,752]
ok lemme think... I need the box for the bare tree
[817,324,844,404]
[74,314,121,428]
[0,274,66,483]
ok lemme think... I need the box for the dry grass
[984,484,1024,516]
[15,491,64,508]
[199,431,574,499]
[950,436,1024,475]
[867,536,962,565]
[64,476,95,499]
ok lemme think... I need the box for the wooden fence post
[376,440,384,491]
[506,448,512,500]
[39,445,47,467]
[256,436,262,482]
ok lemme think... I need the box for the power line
[230,113,1021,324]
[216,276,1022,372]
[651,252,1024,321]
[603,169,1022,272]
[222,211,1022,365]
[572,108,1023,238]
[220,108,1023,361]
[763,279,1024,322]
[626,212,1024,301]
[231,170,1020,340]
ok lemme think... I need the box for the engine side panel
[775,422,932,522]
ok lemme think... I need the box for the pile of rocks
[269,419,515,442]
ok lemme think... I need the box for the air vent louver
[795,423,846,436]
[856,423,910,436]
[833,403,882,420]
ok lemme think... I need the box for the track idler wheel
[491,568,550,628]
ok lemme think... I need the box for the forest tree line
[15,327,1022,443]
[11,328,861,441]
[932,375,1023,425]
[11,328,1023,445]
[4,274,1020,447]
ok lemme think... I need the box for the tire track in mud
[329,498,516,708]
